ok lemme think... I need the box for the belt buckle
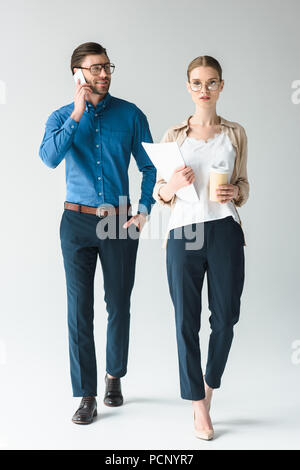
[96,206,109,218]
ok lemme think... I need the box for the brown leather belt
[64,202,132,217]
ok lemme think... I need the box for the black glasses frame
[76,63,115,75]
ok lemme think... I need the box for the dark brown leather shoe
[72,396,97,424]
[104,373,123,407]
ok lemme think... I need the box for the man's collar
[85,92,112,112]
[172,115,237,130]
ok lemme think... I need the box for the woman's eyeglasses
[190,79,220,92]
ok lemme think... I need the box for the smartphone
[73,68,86,85]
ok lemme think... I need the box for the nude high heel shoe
[193,410,214,441]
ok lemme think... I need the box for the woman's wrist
[159,183,176,203]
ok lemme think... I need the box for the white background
[0,0,299,450]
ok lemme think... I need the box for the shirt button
[97,161,100,164]
[95,129,99,132]
[99,192,102,196]
[95,114,98,117]
[96,144,99,148]
[98,176,101,180]
[71,125,74,128]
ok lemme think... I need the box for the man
[39,42,156,424]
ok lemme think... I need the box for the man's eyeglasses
[76,63,115,75]
[190,79,220,92]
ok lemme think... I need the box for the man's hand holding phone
[70,77,93,122]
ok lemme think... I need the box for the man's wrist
[137,211,150,224]
[70,111,82,122]
[137,211,148,218]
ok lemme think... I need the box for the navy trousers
[166,216,245,401]
[59,206,140,397]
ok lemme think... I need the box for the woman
[153,56,249,440]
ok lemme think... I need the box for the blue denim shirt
[39,92,156,214]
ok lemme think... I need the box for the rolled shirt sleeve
[233,127,249,207]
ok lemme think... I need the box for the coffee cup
[209,167,229,202]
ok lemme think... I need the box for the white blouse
[167,131,240,233]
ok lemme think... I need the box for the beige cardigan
[152,115,249,248]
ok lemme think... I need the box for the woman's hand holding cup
[216,183,239,203]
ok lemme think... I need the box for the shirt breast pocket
[109,129,132,150]
[108,129,132,153]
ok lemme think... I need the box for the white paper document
[142,142,199,203]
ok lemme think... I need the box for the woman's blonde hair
[187,56,222,82]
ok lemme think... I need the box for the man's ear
[73,67,78,74]
[186,81,191,94]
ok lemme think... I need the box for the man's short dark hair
[70,42,108,74]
